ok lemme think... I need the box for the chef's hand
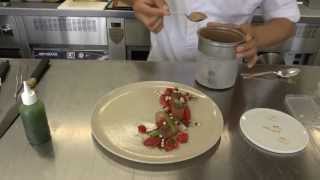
[237,24,258,68]
[207,22,258,68]
[132,0,170,33]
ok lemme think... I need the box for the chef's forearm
[252,18,295,49]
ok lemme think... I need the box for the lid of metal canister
[198,26,245,58]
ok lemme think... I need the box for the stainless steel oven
[23,16,110,60]
[21,16,151,60]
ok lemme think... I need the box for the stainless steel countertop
[0,2,320,23]
[1,59,320,180]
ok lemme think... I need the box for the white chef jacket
[148,0,300,62]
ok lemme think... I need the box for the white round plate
[91,81,224,164]
[240,108,309,154]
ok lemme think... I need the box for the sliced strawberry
[170,98,185,120]
[164,88,174,96]
[176,132,189,143]
[164,138,179,151]
[138,125,147,133]
[160,95,168,107]
[183,106,191,121]
[164,106,172,113]
[182,119,190,127]
[143,137,161,147]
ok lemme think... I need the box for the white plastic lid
[21,81,38,106]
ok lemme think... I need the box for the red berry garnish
[143,137,161,147]
[164,88,174,95]
[176,132,189,143]
[182,119,190,127]
[183,106,191,121]
[160,95,168,107]
[138,125,147,133]
[164,138,179,151]
[141,87,195,151]
[170,101,185,119]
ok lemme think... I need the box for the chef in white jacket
[132,0,300,67]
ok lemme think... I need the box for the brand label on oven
[33,50,62,58]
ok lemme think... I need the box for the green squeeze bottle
[20,81,51,145]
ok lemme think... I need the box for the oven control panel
[32,49,109,60]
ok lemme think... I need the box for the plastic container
[285,94,320,126]
[285,94,320,154]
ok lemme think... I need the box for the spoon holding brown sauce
[171,11,208,22]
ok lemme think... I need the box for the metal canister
[195,26,245,89]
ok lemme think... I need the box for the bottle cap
[21,81,38,106]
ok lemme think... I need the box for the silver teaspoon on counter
[241,68,301,79]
